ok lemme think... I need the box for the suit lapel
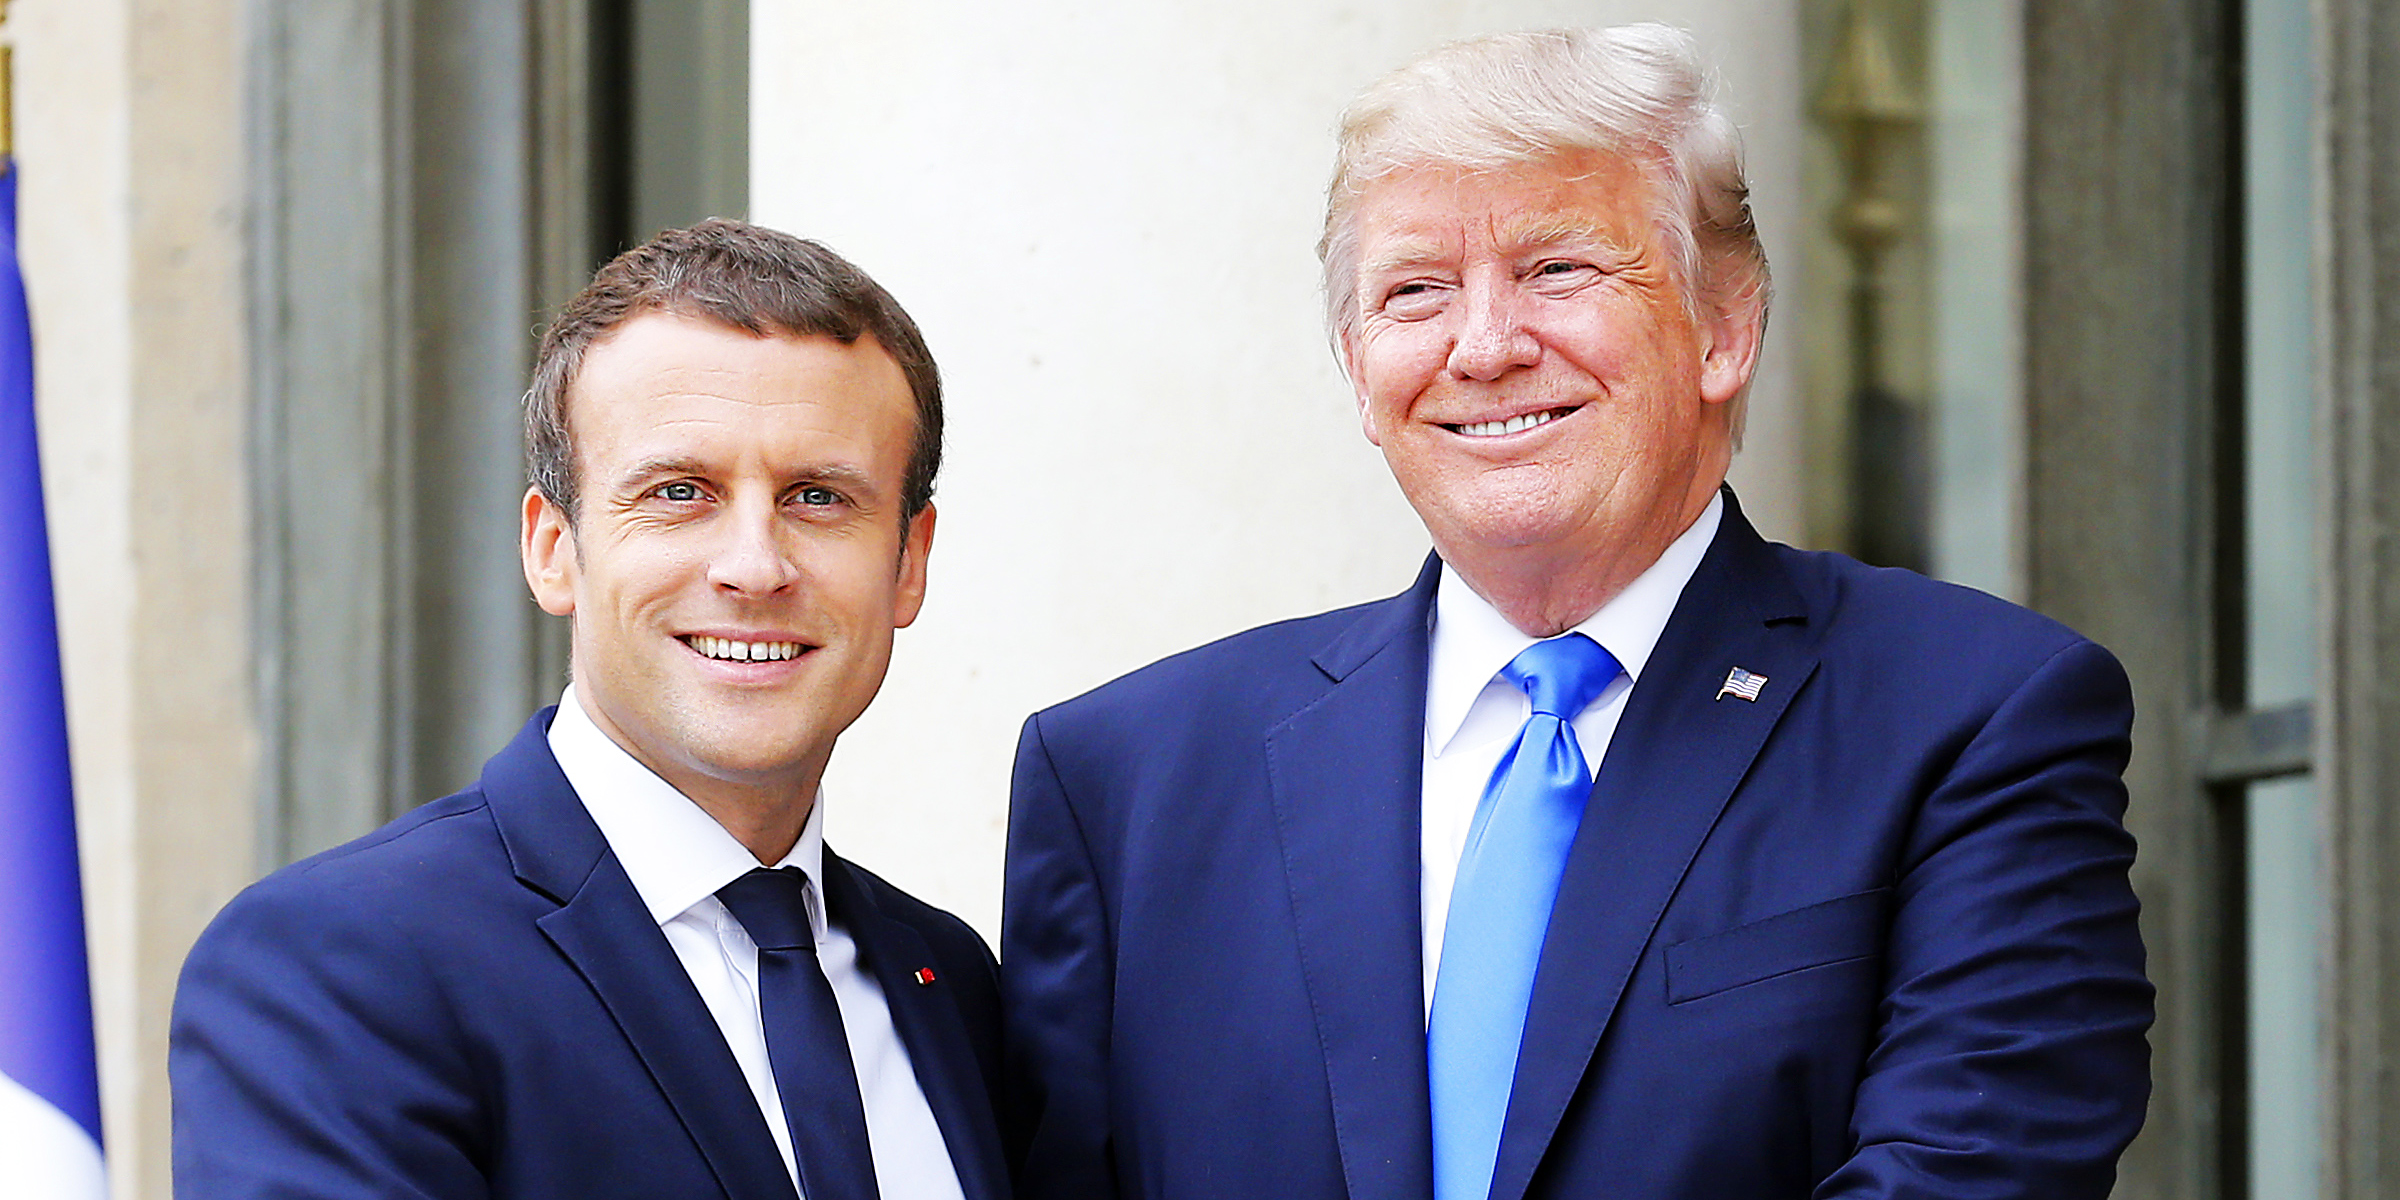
[480,712,798,1200]
[818,854,1010,1200]
[1265,555,1443,1200]
[1486,500,1820,1200]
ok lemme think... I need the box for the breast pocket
[1664,888,1889,1005]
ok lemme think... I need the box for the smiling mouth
[682,635,807,663]
[1445,406,1579,438]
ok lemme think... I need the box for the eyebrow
[1359,241,1452,278]
[1508,216,1619,250]
[787,464,878,496]
[1359,220,1628,279]
[611,456,709,491]
[609,456,882,497]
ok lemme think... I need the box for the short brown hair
[525,220,943,521]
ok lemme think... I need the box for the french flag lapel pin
[913,967,939,986]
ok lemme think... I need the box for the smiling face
[1341,151,1759,631]
[521,312,933,817]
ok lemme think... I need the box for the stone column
[2321,0,2400,1192]
[14,0,254,1195]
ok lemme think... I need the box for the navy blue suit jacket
[172,709,1010,1200]
[1002,495,2151,1199]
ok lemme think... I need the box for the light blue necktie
[1429,632,1620,1200]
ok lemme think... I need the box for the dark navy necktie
[716,866,882,1200]
[1428,632,1621,1200]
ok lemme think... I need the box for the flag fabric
[0,158,107,1196]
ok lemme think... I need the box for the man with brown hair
[172,221,1008,1200]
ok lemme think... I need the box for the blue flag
[0,158,106,1192]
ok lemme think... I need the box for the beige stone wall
[15,0,255,1194]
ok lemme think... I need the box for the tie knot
[1501,632,1620,719]
[716,867,816,952]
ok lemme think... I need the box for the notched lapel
[1265,554,1442,1200]
[1487,504,1819,1200]
[483,713,795,1200]
[819,856,1010,1200]
[536,864,799,1200]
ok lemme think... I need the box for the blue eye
[657,481,704,502]
[796,486,842,507]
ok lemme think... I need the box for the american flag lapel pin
[1716,667,1767,702]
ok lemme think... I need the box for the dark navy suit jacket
[172,709,1010,1200]
[1002,494,2152,1200]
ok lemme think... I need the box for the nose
[706,498,799,597]
[1445,272,1541,381]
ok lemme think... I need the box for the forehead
[565,313,912,450]
[1351,150,1662,264]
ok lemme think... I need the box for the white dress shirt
[1419,493,1723,1012]
[547,688,967,1200]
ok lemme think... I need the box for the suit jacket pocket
[1665,888,1889,1005]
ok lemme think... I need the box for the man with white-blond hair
[1001,24,2151,1200]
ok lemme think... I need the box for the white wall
[752,2,1806,937]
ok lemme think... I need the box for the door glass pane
[2242,0,2320,1192]
[1925,0,2021,599]
[1805,0,2025,595]
[2245,777,2321,1197]
[2244,0,2316,710]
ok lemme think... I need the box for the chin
[667,718,810,778]
[1434,501,1592,556]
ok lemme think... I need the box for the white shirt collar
[546,684,828,936]
[1425,491,1724,756]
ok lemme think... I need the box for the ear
[1339,325,1385,447]
[891,502,937,629]
[1696,288,1766,408]
[521,487,578,617]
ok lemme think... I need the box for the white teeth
[690,636,802,662]
[1456,409,1564,438]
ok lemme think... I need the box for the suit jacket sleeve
[172,871,491,1200]
[1821,637,2151,1197]
[1000,712,1124,1200]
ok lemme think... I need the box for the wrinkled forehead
[1347,151,1668,256]
[1338,121,1668,204]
